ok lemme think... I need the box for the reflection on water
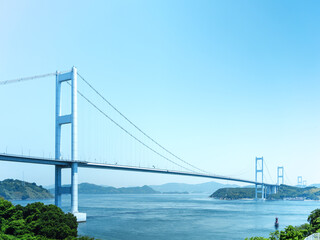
[13,194,320,240]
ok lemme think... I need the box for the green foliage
[294,223,313,237]
[212,185,320,200]
[279,225,304,240]
[245,208,320,239]
[49,183,159,194]
[0,179,53,200]
[269,185,320,200]
[308,209,320,226]
[0,198,92,239]
[211,187,255,199]
[244,231,279,240]
[269,230,279,240]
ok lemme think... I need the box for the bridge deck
[0,154,276,186]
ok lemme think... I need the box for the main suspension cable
[0,72,56,85]
[264,160,275,184]
[69,81,196,173]
[77,72,209,174]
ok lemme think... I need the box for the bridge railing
[305,233,320,240]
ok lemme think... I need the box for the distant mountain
[44,183,110,190]
[241,185,256,188]
[79,183,159,194]
[49,183,160,194]
[46,181,239,195]
[44,184,55,190]
[149,181,239,194]
[0,179,53,200]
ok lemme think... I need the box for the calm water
[13,194,320,240]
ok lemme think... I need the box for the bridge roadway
[0,153,276,187]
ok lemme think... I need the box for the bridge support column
[255,184,257,199]
[55,166,62,207]
[71,162,85,221]
[265,185,278,198]
[71,163,78,213]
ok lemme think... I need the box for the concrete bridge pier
[54,164,86,222]
[264,185,278,199]
[54,166,62,207]
[255,184,265,200]
[270,185,278,194]
[71,162,86,221]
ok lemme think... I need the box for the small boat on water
[275,217,279,229]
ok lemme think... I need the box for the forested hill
[78,183,160,194]
[210,187,255,200]
[210,185,320,200]
[0,179,53,200]
[48,183,160,194]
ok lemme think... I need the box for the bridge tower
[55,67,86,222]
[277,166,284,185]
[255,157,265,200]
[303,180,307,188]
[297,176,303,188]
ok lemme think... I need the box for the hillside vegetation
[0,179,53,200]
[79,183,160,194]
[211,185,320,200]
[246,209,320,240]
[49,183,160,194]
[0,198,95,239]
[211,187,255,200]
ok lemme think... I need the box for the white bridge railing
[305,233,320,240]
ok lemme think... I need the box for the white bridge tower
[55,67,86,222]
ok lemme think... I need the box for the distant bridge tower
[297,176,303,188]
[55,67,86,222]
[303,180,307,188]
[277,166,284,185]
[255,157,264,200]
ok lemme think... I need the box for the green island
[71,183,160,194]
[48,183,160,195]
[0,179,161,200]
[0,179,52,200]
[245,208,320,240]
[0,197,96,240]
[210,185,320,200]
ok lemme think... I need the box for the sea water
[13,194,320,240]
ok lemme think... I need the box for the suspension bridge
[0,67,294,222]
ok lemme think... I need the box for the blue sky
[0,0,319,187]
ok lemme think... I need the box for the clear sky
[0,0,319,187]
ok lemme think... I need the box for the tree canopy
[246,208,320,240]
[0,198,94,239]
